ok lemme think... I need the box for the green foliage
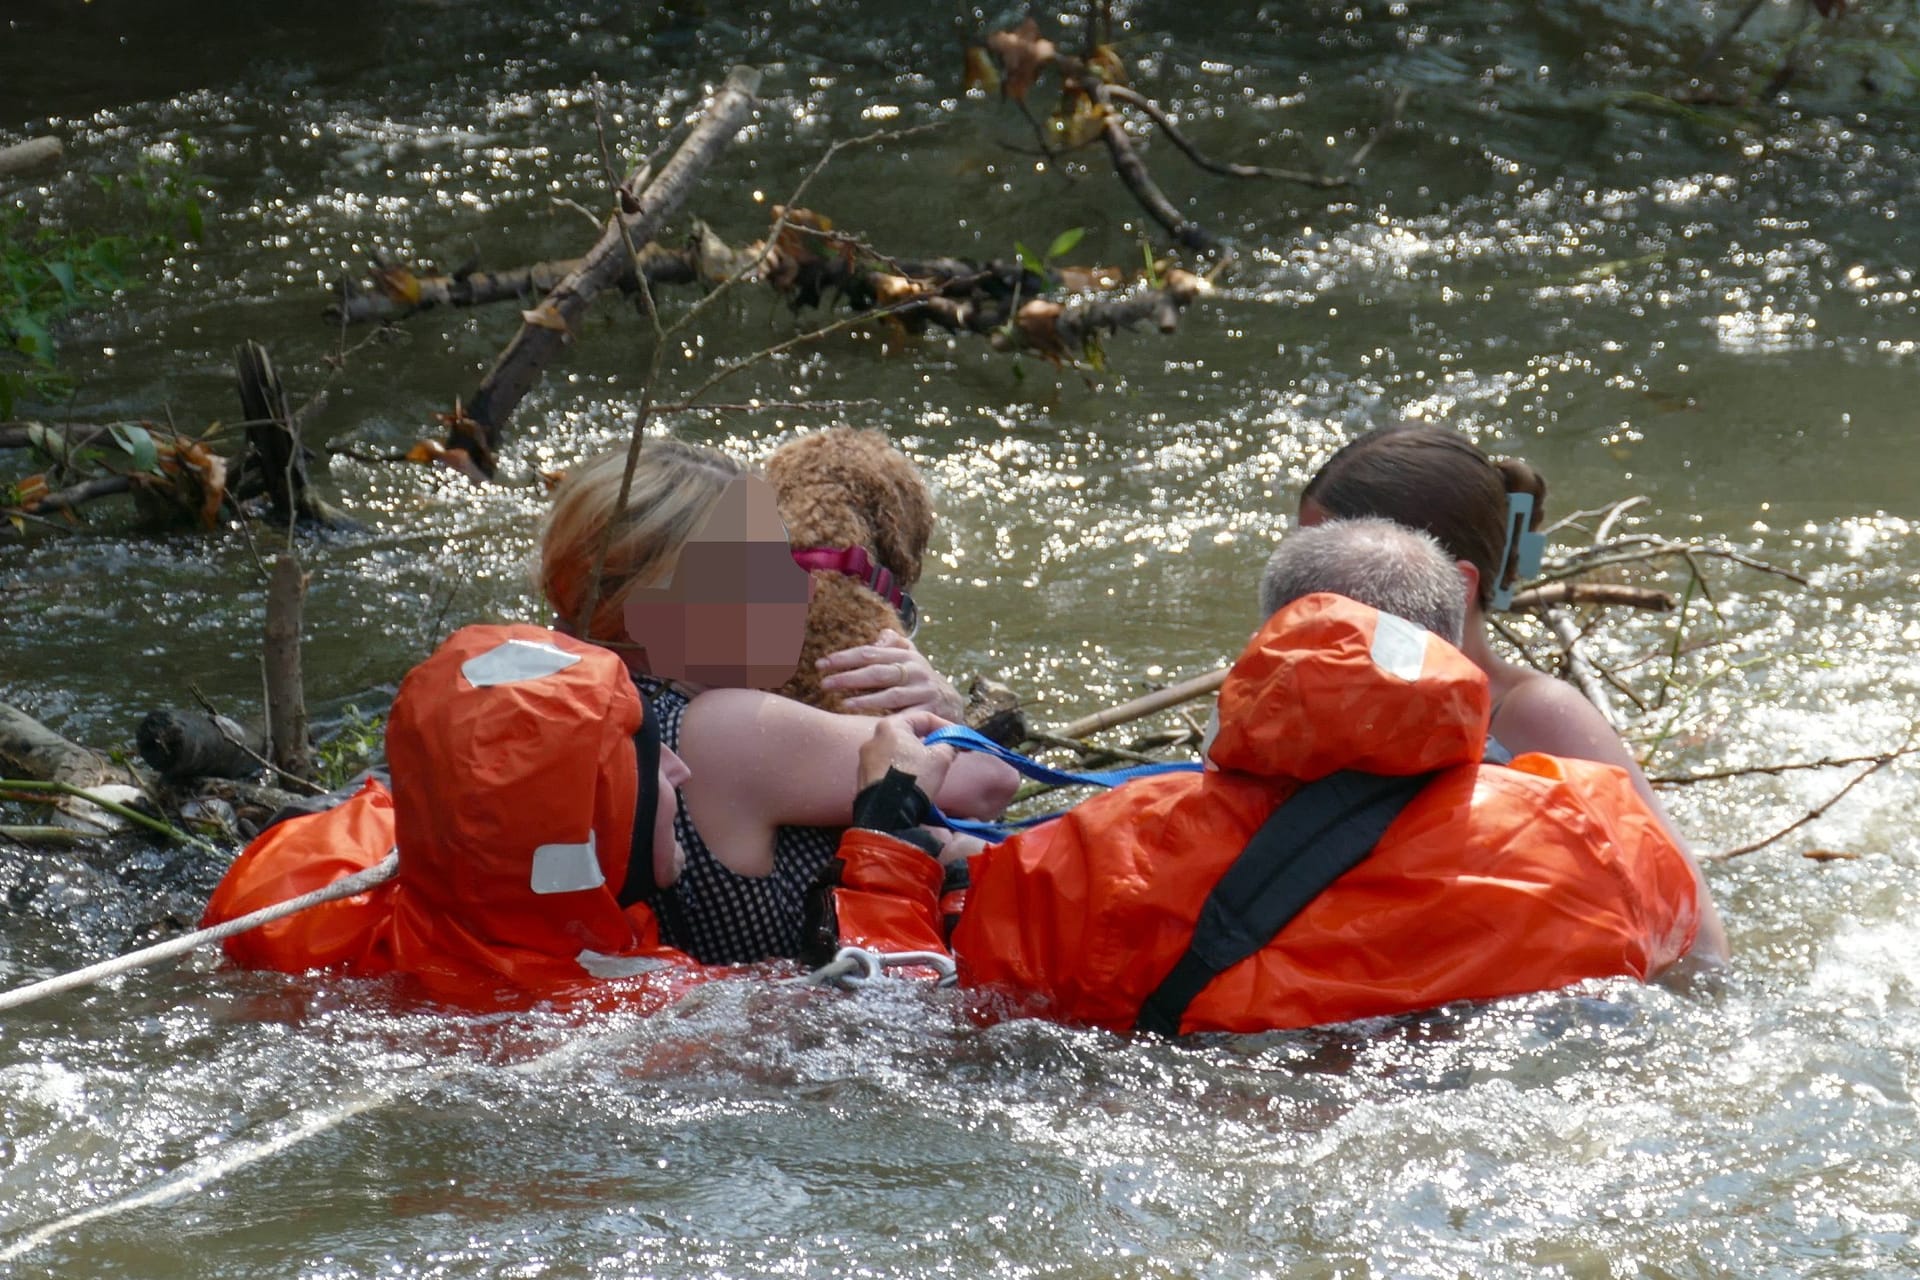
[314,703,386,791]
[1013,224,1085,280]
[1,140,208,417]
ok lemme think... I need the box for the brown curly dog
[765,427,934,713]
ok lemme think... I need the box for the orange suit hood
[202,625,696,1010]
[1206,592,1489,782]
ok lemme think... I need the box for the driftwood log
[0,702,124,788]
[0,136,61,179]
[452,65,762,475]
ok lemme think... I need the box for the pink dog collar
[790,545,918,635]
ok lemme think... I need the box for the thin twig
[1711,753,1902,861]
[1344,87,1412,174]
[1533,540,1807,587]
[1102,84,1347,186]
[0,779,216,851]
[1695,0,1770,69]
[1652,740,1920,786]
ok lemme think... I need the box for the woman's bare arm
[673,688,1018,876]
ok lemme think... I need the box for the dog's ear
[856,433,936,587]
[869,447,934,586]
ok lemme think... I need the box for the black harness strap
[1133,768,1434,1038]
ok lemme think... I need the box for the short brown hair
[1300,425,1546,609]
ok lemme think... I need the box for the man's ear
[1455,559,1480,605]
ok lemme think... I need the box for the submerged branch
[1103,84,1345,187]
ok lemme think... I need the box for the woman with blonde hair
[541,441,1018,965]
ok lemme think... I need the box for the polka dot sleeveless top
[637,678,843,965]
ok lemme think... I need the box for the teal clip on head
[1489,491,1547,611]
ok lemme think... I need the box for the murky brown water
[4,2,1919,1275]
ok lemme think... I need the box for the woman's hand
[858,709,960,796]
[818,629,965,720]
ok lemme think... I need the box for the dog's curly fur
[766,428,934,713]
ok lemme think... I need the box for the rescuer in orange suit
[806,518,1714,1036]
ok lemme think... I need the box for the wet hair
[1299,425,1546,609]
[1259,517,1466,643]
[539,440,745,645]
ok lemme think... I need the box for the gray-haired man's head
[1258,517,1467,643]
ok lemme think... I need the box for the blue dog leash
[920,723,1202,840]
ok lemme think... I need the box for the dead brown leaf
[520,301,572,336]
[869,273,929,306]
[987,19,1058,104]
[1052,264,1125,292]
[962,45,1001,96]
[1051,90,1108,149]
[1016,298,1069,365]
[1087,43,1128,87]
[370,263,422,306]
[11,473,49,510]
[406,439,489,483]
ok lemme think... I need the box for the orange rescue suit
[201,625,698,1010]
[820,594,1701,1035]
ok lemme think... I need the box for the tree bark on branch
[453,65,761,476]
[326,244,700,326]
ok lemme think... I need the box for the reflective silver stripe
[461,638,581,688]
[530,833,604,894]
[575,949,674,978]
[1369,611,1430,683]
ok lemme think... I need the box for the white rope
[790,945,958,989]
[0,1011,635,1264]
[0,850,401,1016]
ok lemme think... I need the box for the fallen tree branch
[1534,538,1808,587]
[15,473,132,519]
[1088,78,1214,251]
[1506,582,1675,612]
[233,341,349,528]
[0,136,62,179]
[455,65,761,476]
[326,243,700,326]
[1710,751,1903,861]
[1102,84,1345,187]
[0,779,211,850]
[1651,739,1920,787]
[1053,665,1229,741]
[0,702,122,787]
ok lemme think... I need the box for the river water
[3,1,1918,1275]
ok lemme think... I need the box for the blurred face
[622,474,812,689]
[651,745,692,889]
